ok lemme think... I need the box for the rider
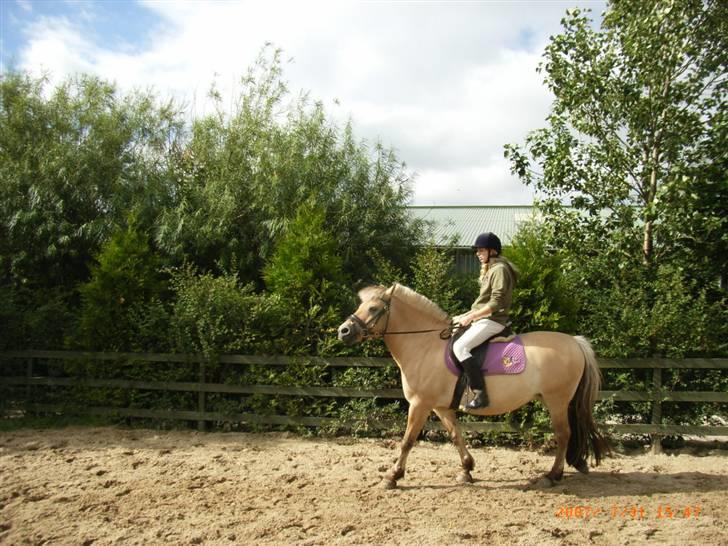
[452,232,517,410]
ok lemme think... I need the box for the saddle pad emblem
[445,336,527,376]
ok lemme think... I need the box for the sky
[0,0,606,205]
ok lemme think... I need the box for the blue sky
[2,1,159,63]
[1,0,606,205]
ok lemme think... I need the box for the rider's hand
[456,313,474,326]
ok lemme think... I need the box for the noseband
[347,296,391,340]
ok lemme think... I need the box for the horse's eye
[368,306,379,314]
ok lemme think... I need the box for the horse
[337,283,610,489]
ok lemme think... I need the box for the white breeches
[453,319,505,361]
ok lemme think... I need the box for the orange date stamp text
[555,505,702,520]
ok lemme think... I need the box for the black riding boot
[461,356,489,409]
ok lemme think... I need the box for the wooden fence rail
[1,351,726,450]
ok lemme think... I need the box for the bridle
[346,285,454,340]
[346,295,392,340]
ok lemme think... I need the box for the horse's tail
[567,336,611,470]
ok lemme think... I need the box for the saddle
[446,326,527,410]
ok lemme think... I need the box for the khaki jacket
[470,257,517,325]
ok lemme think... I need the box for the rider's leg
[453,319,504,409]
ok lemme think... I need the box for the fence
[1,350,727,451]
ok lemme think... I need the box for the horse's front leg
[434,407,475,484]
[382,402,430,489]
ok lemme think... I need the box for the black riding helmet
[472,232,502,255]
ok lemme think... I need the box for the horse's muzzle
[337,320,360,345]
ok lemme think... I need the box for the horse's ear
[385,283,398,297]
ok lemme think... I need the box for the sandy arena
[1,427,726,545]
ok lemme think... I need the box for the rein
[368,326,455,340]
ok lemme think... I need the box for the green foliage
[328,398,404,437]
[646,265,726,358]
[0,285,76,350]
[504,0,727,273]
[158,46,423,283]
[507,222,579,333]
[573,260,727,358]
[263,201,349,355]
[505,0,727,356]
[0,53,423,356]
[367,248,408,287]
[501,0,727,433]
[410,246,460,315]
[0,71,182,292]
[449,269,481,317]
[368,244,463,316]
[264,202,345,302]
[333,366,400,390]
[169,267,260,358]
[124,299,174,353]
[76,225,164,351]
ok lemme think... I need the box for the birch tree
[505,0,727,283]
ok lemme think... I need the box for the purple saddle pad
[445,336,526,376]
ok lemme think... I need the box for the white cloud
[20,17,96,77]
[414,154,533,206]
[13,1,603,205]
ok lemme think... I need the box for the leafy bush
[411,245,460,315]
[507,221,579,333]
[0,284,75,350]
[75,225,165,351]
[263,201,349,355]
[564,248,728,428]
[571,258,725,359]
[169,267,261,358]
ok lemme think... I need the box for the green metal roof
[408,206,536,248]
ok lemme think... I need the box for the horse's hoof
[545,471,563,486]
[381,479,397,490]
[456,471,473,484]
[526,475,555,489]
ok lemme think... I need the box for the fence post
[198,359,206,432]
[26,357,34,417]
[651,367,662,454]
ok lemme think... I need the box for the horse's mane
[360,284,450,323]
[394,284,450,322]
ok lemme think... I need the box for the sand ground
[1,427,726,545]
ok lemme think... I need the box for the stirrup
[466,389,488,410]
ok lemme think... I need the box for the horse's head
[337,285,395,345]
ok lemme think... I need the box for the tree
[158,46,424,285]
[76,224,164,351]
[411,246,459,315]
[504,0,727,355]
[263,201,345,300]
[0,72,182,291]
[505,0,727,280]
[263,201,348,354]
[507,221,579,333]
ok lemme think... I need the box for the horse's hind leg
[382,402,430,489]
[542,397,571,485]
[433,408,475,484]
